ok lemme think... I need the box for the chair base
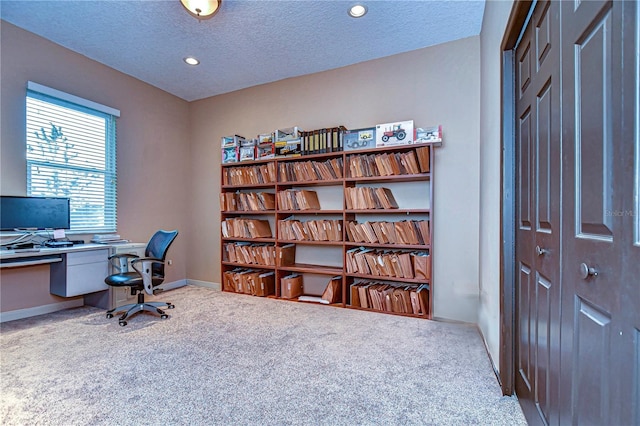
[106,292,174,326]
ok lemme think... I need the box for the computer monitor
[0,196,70,231]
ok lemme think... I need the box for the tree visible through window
[26,86,118,232]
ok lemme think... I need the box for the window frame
[25,82,120,234]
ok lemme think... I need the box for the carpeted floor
[0,285,526,425]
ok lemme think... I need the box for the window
[25,82,120,233]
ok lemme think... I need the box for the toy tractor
[381,124,406,142]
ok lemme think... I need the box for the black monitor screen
[0,196,70,231]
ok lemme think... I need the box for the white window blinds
[26,83,119,233]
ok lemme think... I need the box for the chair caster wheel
[161,314,168,320]
[167,304,175,309]
[106,313,113,319]
[119,321,127,326]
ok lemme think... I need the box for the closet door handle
[535,245,547,256]
[579,263,598,279]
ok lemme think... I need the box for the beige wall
[1,21,487,325]
[0,22,190,311]
[189,36,482,322]
[478,0,514,370]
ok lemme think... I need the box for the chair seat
[105,272,164,288]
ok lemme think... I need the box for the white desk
[0,243,145,301]
[1,244,110,297]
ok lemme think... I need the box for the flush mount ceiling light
[348,4,368,18]
[180,0,221,20]
[184,56,200,66]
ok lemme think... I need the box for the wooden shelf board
[344,141,436,155]
[278,264,343,275]
[277,209,343,215]
[222,261,275,270]
[221,210,275,215]
[344,242,430,250]
[277,179,343,187]
[346,273,429,284]
[279,151,345,161]
[345,209,430,214]
[277,239,343,246]
[344,174,430,183]
[222,183,275,189]
[222,158,274,167]
[223,237,275,243]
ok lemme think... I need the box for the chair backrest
[145,230,178,277]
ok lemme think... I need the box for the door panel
[510,1,637,424]
[536,81,552,233]
[618,3,640,424]
[560,0,626,424]
[572,297,612,424]
[518,263,533,392]
[574,7,614,240]
[514,2,561,424]
[519,109,532,230]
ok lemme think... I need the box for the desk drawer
[67,249,108,266]
[50,249,109,297]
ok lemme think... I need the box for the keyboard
[44,241,74,248]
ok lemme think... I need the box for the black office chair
[105,229,178,326]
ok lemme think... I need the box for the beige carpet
[0,285,526,425]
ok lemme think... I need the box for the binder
[280,274,303,299]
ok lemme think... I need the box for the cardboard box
[343,128,376,151]
[222,146,238,164]
[256,142,275,159]
[275,127,303,141]
[222,134,245,163]
[275,138,302,157]
[239,139,257,162]
[415,125,443,143]
[375,120,414,147]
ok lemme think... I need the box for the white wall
[478,0,515,371]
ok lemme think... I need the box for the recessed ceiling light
[348,4,367,18]
[184,57,200,66]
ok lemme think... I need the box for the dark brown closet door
[559,0,629,424]
[618,3,639,425]
[514,2,562,424]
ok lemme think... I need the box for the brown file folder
[350,283,361,307]
[321,276,341,304]
[250,271,275,297]
[276,244,296,266]
[280,274,303,299]
[412,252,430,280]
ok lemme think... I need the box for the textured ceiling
[1,0,485,102]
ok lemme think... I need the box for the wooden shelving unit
[220,142,435,319]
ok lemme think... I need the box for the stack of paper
[91,234,129,244]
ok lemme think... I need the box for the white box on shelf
[375,120,414,147]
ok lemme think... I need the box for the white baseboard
[186,279,221,291]
[0,299,84,323]
[0,279,216,323]
[161,279,188,291]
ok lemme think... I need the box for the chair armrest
[108,253,140,273]
[131,257,165,295]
